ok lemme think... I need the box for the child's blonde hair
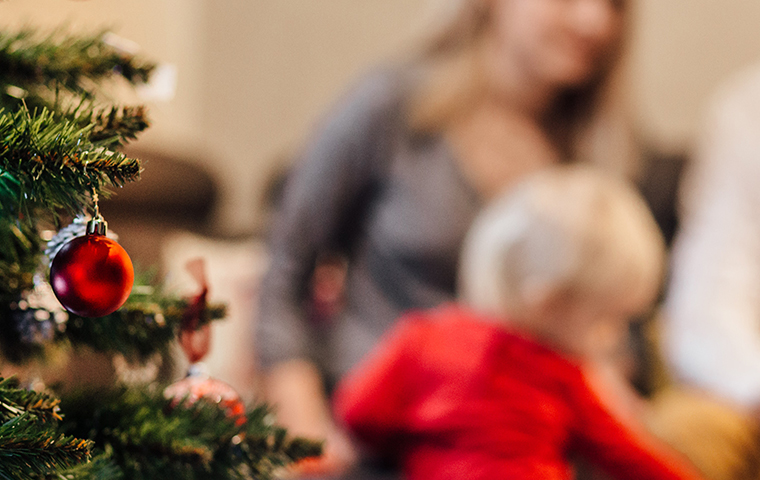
[459,165,665,319]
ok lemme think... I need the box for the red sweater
[333,305,704,480]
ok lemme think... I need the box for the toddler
[333,166,705,480]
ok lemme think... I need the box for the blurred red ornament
[50,230,134,318]
[180,323,211,363]
[165,257,246,425]
[164,365,246,425]
[179,257,211,362]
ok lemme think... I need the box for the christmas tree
[0,28,321,479]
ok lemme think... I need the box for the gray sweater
[256,68,482,385]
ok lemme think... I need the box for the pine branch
[0,265,227,365]
[0,377,62,424]
[0,297,226,366]
[0,26,321,480]
[63,297,227,363]
[0,28,154,110]
[0,27,155,152]
[62,275,226,362]
[0,415,92,480]
[39,101,151,151]
[240,406,323,477]
[0,105,141,218]
[88,105,150,147]
[0,217,39,302]
[57,452,124,480]
[58,387,322,480]
[0,377,93,478]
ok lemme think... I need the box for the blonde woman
[256,0,634,476]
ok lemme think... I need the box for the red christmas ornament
[164,258,246,425]
[49,217,134,318]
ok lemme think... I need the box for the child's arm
[332,315,425,456]
[570,366,708,480]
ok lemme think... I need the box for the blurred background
[3,0,760,401]
[4,0,760,235]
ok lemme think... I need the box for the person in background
[255,0,635,476]
[334,166,705,480]
[659,63,760,480]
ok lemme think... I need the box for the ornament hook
[86,190,108,235]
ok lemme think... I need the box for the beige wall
[0,0,207,143]
[198,0,427,233]
[3,1,760,232]
[632,0,760,153]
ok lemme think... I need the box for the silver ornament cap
[86,215,108,236]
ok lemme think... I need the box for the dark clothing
[256,68,481,384]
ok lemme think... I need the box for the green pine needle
[0,377,92,479]
[0,217,39,302]
[0,105,141,217]
[0,415,92,480]
[0,377,63,424]
[0,28,155,110]
[57,452,125,480]
[63,297,227,363]
[0,24,322,480]
[58,386,322,480]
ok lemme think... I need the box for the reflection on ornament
[50,230,133,318]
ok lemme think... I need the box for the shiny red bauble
[49,233,134,317]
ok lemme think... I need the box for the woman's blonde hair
[459,165,665,319]
[405,0,638,177]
